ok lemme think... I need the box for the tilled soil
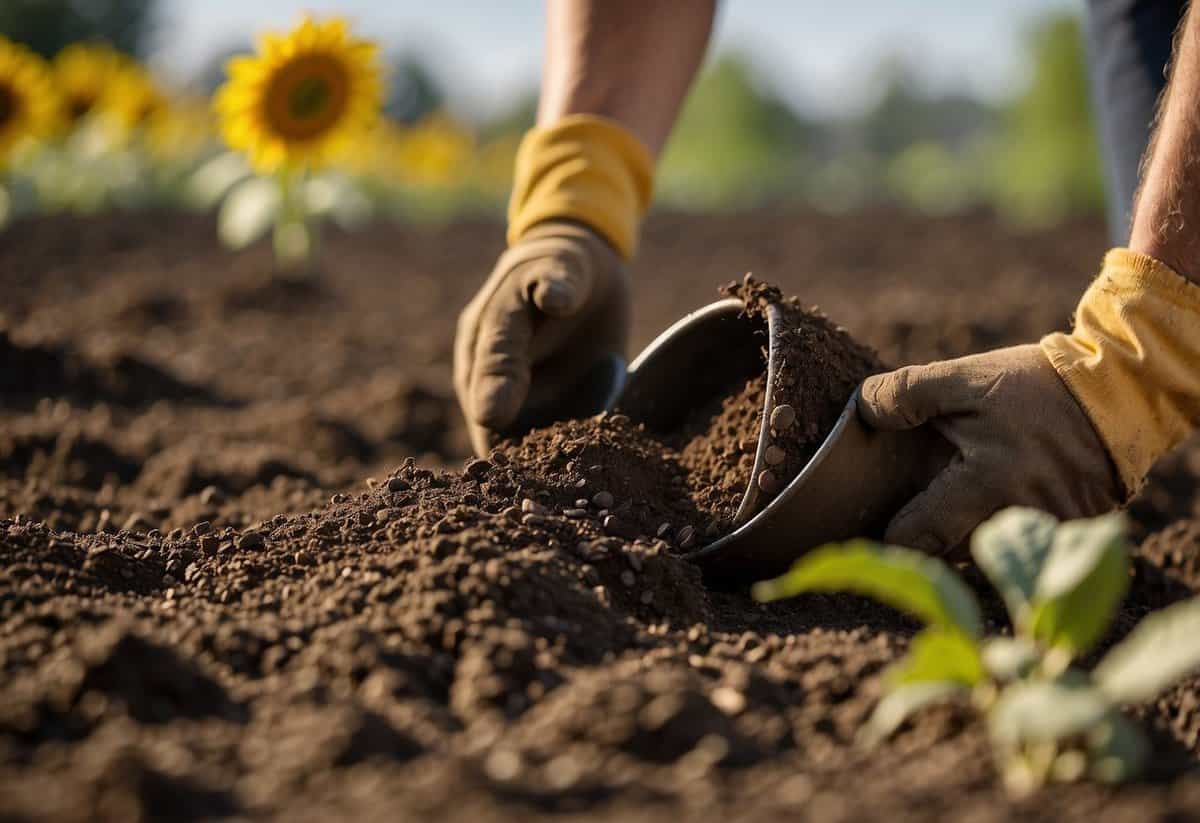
[670,277,884,531]
[1,210,1198,822]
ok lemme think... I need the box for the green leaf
[1094,597,1200,705]
[273,219,314,269]
[1029,512,1129,656]
[861,681,967,745]
[304,174,374,229]
[982,637,1039,681]
[752,540,983,638]
[971,507,1057,626]
[889,627,985,687]
[187,151,253,210]
[219,177,280,250]
[989,679,1110,746]
[1087,712,1148,783]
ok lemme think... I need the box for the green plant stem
[273,165,319,276]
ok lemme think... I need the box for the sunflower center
[67,93,95,122]
[263,54,350,140]
[0,84,17,129]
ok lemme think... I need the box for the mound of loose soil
[504,276,883,546]
[671,277,884,530]
[1,211,1199,822]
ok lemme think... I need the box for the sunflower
[0,37,59,168]
[393,114,474,188]
[145,97,214,164]
[104,61,167,134]
[52,43,129,125]
[215,17,383,173]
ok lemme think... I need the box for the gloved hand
[857,344,1122,555]
[454,220,630,456]
[858,248,1200,555]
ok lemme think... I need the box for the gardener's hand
[455,220,631,456]
[857,344,1123,555]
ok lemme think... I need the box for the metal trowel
[617,298,955,587]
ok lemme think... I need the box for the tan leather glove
[857,344,1123,555]
[454,220,631,456]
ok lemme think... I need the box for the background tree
[0,0,158,58]
[986,14,1105,223]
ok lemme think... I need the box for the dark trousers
[1084,0,1187,242]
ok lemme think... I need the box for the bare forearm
[538,0,716,157]
[1129,4,1200,283]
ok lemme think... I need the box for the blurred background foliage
[0,0,1105,227]
[0,0,157,59]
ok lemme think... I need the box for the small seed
[387,477,408,492]
[237,531,265,550]
[656,522,672,539]
[603,515,623,535]
[591,490,615,509]
[199,485,224,505]
[464,458,491,479]
[770,404,796,431]
[757,470,779,493]
[563,508,588,519]
[710,687,746,716]
[521,498,547,516]
[764,444,786,466]
[575,499,590,508]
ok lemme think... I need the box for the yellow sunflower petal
[213,15,384,174]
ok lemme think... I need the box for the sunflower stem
[273,165,318,277]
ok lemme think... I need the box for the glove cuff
[1041,248,1200,495]
[507,114,654,260]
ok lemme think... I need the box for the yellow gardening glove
[858,249,1200,555]
[1041,248,1200,495]
[454,115,653,455]
[507,114,654,259]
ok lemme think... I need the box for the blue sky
[157,0,1081,119]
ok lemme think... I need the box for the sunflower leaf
[988,679,1110,746]
[888,627,985,687]
[981,636,1039,681]
[188,151,253,211]
[752,540,983,638]
[861,681,967,746]
[1087,712,1149,783]
[219,177,281,250]
[1094,597,1200,705]
[1029,512,1129,658]
[971,507,1058,628]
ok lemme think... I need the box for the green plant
[196,155,373,274]
[753,508,1200,795]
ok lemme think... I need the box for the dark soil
[1,209,1198,822]
[502,275,883,546]
[671,276,884,530]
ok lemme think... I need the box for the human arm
[858,4,1200,553]
[454,0,716,455]
[1129,3,1200,284]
